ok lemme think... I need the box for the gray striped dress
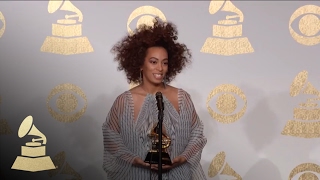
[102,88,207,180]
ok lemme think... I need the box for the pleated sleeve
[180,91,207,174]
[102,93,139,179]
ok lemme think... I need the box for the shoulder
[174,87,195,109]
[168,85,191,99]
[111,90,131,109]
[164,85,193,106]
[164,85,190,98]
[129,86,149,103]
[115,90,129,101]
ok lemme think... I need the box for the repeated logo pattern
[288,163,320,179]
[48,151,82,180]
[40,0,94,55]
[11,116,56,172]
[206,84,247,124]
[289,5,320,46]
[1,1,319,178]
[281,70,320,138]
[208,151,242,179]
[201,0,254,56]
[47,83,87,123]
[0,11,5,38]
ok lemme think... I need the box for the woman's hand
[132,157,150,169]
[150,156,187,172]
[172,156,187,167]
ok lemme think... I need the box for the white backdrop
[1,1,320,179]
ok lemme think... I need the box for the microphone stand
[157,107,163,180]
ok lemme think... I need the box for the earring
[139,70,143,83]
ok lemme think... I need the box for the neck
[140,81,165,94]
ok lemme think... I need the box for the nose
[157,63,163,71]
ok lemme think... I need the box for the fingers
[134,158,150,168]
[151,164,173,171]
[172,157,180,164]
[139,160,150,168]
[151,164,157,170]
[143,162,150,167]
[172,156,186,166]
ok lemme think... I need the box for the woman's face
[141,46,168,85]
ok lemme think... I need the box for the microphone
[155,91,164,179]
[156,92,164,111]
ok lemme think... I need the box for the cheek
[143,64,153,71]
[164,65,169,72]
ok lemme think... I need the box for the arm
[180,92,207,165]
[102,94,139,173]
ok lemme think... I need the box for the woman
[102,17,207,180]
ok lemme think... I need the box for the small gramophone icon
[11,115,56,172]
[281,70,320,138]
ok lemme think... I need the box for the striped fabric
[102,88,207,180]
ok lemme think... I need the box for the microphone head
[155,92,164,111]
[156,92,163,99]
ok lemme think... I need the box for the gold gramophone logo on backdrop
[127,6,167,89]
[206,84,247,123]
[282,70,320,138]
[48,151,82,180]
[289,5,320,46]
[201,0,254,56]
[11,115,56,172]
[40,0,94,55]
[288,163,320,179]
[0,96,13,135]
[0,11,5,38]
[208,151,242,179]
[47,83,87,123]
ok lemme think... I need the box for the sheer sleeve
[102,93,139,178]
[180,91,207,172]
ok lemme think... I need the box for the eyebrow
[149,57,168,60]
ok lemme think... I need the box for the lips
[153,73,163,80]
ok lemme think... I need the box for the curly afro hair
[111,17,192,84]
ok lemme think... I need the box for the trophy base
[144,152,172,165]
[11,156,56,172]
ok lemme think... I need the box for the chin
[151,80,163,86]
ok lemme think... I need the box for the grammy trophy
[144,124,172,165]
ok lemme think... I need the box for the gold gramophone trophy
[11,115,56,172]
[144,123,172,165]
[40,0,93,55]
